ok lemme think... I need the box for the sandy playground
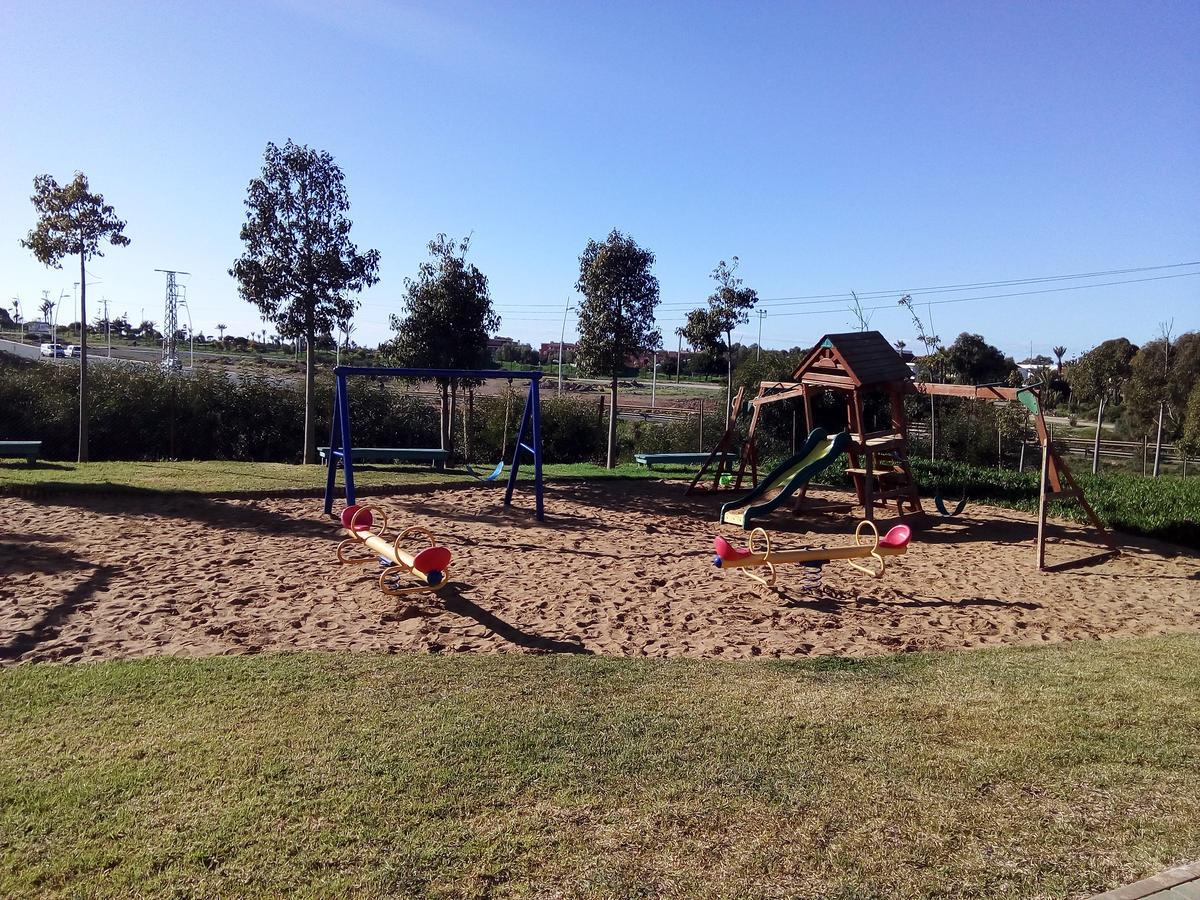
[2,480,1199,665]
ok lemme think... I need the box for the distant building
[540,341,576,363]
[486,336,516,352]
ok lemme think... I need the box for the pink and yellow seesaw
[337,504,452,596]
[712,520,912,588]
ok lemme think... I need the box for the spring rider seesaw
[712,520,912,590]
[337,504,452,596]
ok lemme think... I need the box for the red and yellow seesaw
[337,504,452,596]
[712,520,912,588]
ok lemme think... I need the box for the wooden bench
[635,451,738,470]
[319,446,449,466]
[0,441,42,465]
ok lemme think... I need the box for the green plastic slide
[719,428,850,529]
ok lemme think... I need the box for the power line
[765,271,1200,318]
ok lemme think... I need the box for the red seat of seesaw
[411,546,452,575]
[713,524,911,560]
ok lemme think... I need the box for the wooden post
[1036,437,1050,571]
[698,398,704,451]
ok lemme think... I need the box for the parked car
[39,342,64,358]
[63,344,80,358]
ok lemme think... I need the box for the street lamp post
[178,299,195,369]
[558,297,573,395]
[651,352,659,408]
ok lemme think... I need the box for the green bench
[0,441,42,465]
[634,451,738,470]
[319,446,449,466]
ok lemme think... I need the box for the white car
[39,342,64,358]
[64,344,80,358]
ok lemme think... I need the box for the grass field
[0,459,660,494]
[2,637,1197,898]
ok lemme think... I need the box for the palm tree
[216,323,227,342]
[1052,345,1067,372]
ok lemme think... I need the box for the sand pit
[2,481,1198,664]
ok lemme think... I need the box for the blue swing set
[323,367,545,521]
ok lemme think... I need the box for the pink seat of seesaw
[879,524,911,548]
[713,536,750,561]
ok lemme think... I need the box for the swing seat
[934,489,968,517]
[466,460,505,482]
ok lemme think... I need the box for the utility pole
[756,309,767,360]
[558,296,572,396]
[676,330,682,382]
[101,296,111,357]
[651,352,658,408]
[154,268,189,371]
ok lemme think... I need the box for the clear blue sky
[2,0,1197,360]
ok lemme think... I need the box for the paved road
[0,338,151,366]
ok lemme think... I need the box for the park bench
[319,446,449,466]
[634,451,738,470]
[0,440,42,465]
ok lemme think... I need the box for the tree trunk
[725,334,733,419]
[303,328,317,464]
[1091,395,1105,475]
[606,372,618,469]
[78,250,89,463]
[1153,401,1165,477]
[439,381,450,456]
[448,381,458,458]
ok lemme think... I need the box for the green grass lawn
[2,637,1197,898]
[0,459,665,495]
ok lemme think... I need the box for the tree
[1124,329,1200,473]
[387,234,500,452]
[231,139,380,463]
[216,323,227,342]
[1071,337,1136,474]
[21,172,129,461]
[574,229,661,468]
[1179,381,1200,462]
[1052,345,1067,371]
[680,257,758,414]
[0,308,13,330]
[38,295,55,326]
[943,333,1016,385]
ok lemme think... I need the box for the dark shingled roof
[793,331,913,387]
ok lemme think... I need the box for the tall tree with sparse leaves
[231,140,380,464]
[574,229,661,468]
[680,257,758,414]
[387,234,500,452]
[1070,337,1137,474]
[22,172,129,462]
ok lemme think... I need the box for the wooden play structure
[712,520,912,589]
[695,332,924,518]
[336,504,453,596]
[912,381,1119,572]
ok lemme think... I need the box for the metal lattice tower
[154,269,188,370]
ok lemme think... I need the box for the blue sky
[2,0,1196,360]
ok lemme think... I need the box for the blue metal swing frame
[323,367,545,521]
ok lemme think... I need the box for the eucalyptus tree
[680,257,758,414]
[388,234,500,452]
[1071,337,1137,474]
[21,172,130,462]
[574,229,661,468]
[231,139,380,463]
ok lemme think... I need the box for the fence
[908,422,1195,475]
